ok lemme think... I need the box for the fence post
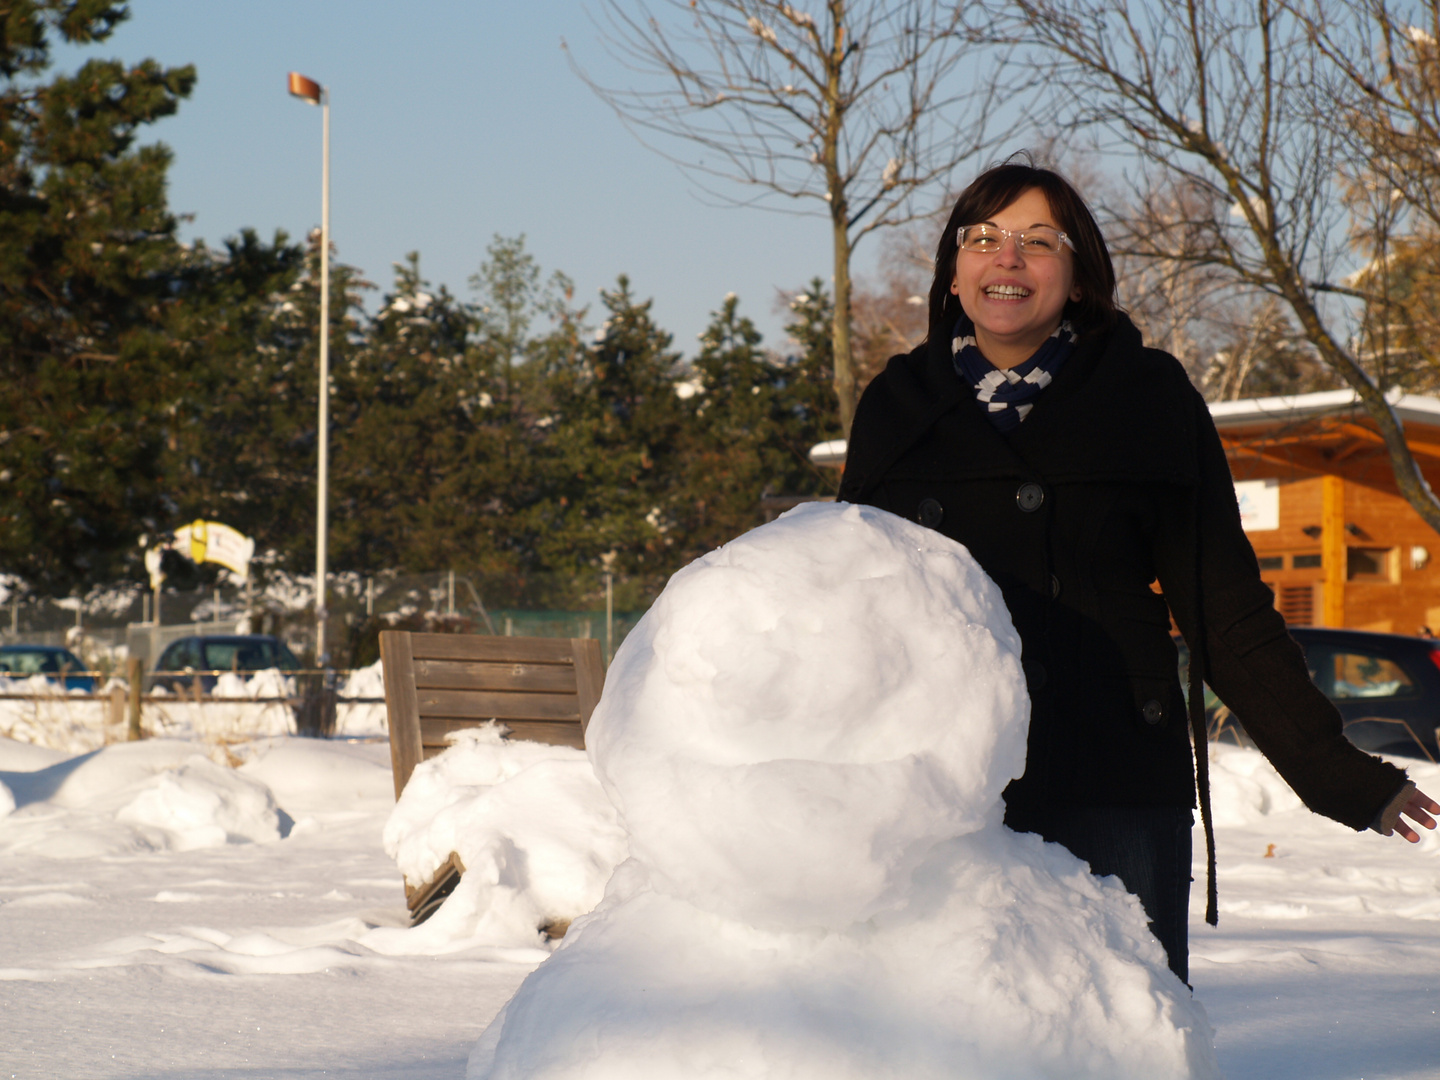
[126,658,143,740]
[296,669,338,738]
[108,683,126,739]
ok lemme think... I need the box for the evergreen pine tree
[677,286,844,557]
[334,251,484,573]
[165,229,370,573]
[0,1,195,590]
[161,228,306,543]
[536,276,687,599]
[775,278,846,479]
[679,292,777,551]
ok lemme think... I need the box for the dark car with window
[0,644,96,691]
[1206,627,1440,762]
[148,634,301,693]
[1290,627,1440,762]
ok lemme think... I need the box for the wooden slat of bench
[405,852,465,923]
[380,631,423,799]
[407,634,580,664]
[420,718,584,751]
[416,688,581,722]
[412,659,578,694]
[572,637,604,736]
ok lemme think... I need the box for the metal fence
[0,670,385,753]
[1,570,657,675]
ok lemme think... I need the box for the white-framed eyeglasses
[957,224,1075,256]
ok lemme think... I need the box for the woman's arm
[1155,388,1417,831]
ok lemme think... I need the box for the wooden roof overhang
[1210,389,1440,495]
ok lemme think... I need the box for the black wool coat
[838,315,1407,832]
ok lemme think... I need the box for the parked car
[148,634,301,693]
[1290,627,1440,762]
[0,644,96,691]
[1204,627,1440,763]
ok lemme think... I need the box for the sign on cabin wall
[1234,479,1280,532]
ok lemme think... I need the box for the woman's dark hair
[927,155,1117,344]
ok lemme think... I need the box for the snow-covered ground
[3,498,1438,1078]
[1,736,1437,1077]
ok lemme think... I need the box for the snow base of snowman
[468,502,1221,1079]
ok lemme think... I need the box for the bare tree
[1336,170,1440,394]
[572,1,1005,435]
[1199,295,1336,400]
[849,225,932,390]
[1107,183,1236,383]
[1295,1,1440,233]
[992,0,1440,533]
[1301,4,1440,392]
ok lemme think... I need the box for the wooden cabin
[1212,389,1440,633]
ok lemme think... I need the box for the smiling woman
[949,188,1082,368]
[836,155,1438,985]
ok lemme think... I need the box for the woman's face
[950,186,1082,370]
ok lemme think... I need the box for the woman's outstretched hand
[1393,788,1439,843]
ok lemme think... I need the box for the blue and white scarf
[951,317,1078,432]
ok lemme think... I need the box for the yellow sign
[173,520,255,581]
[146,521,256,586]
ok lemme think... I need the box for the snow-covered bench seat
[378,630,607,922]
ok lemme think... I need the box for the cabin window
[1292,553,1322,569]
[1347,547,1396,583]
[1257,556,1284,571]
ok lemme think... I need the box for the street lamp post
[288,71,331,666]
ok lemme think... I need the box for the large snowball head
[586,502,1030,929]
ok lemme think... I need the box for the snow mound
[0,738,288,857]
[470,502,1220,1080]
[210,668,295,700]
[116,756,285,850]
[238,735,394,814]
[1207,742,1306,826]
[335,660,387,736]
[149,668,294,741]
[366,725,628,955]
[588,499,1028,928]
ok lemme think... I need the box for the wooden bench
[379,630,606,923]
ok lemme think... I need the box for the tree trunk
[832,210,857,436]
[826,0,857,436]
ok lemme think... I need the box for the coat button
[1016,482,1045,512]
[1141,699,1165,725]
[917,498,944,528]
[1051,574,1061,599]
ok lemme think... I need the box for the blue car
[148,634,301,692]
[0,644,97,691]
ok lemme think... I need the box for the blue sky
[50,0,953,355]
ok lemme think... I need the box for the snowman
[468,502,1221,1080]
